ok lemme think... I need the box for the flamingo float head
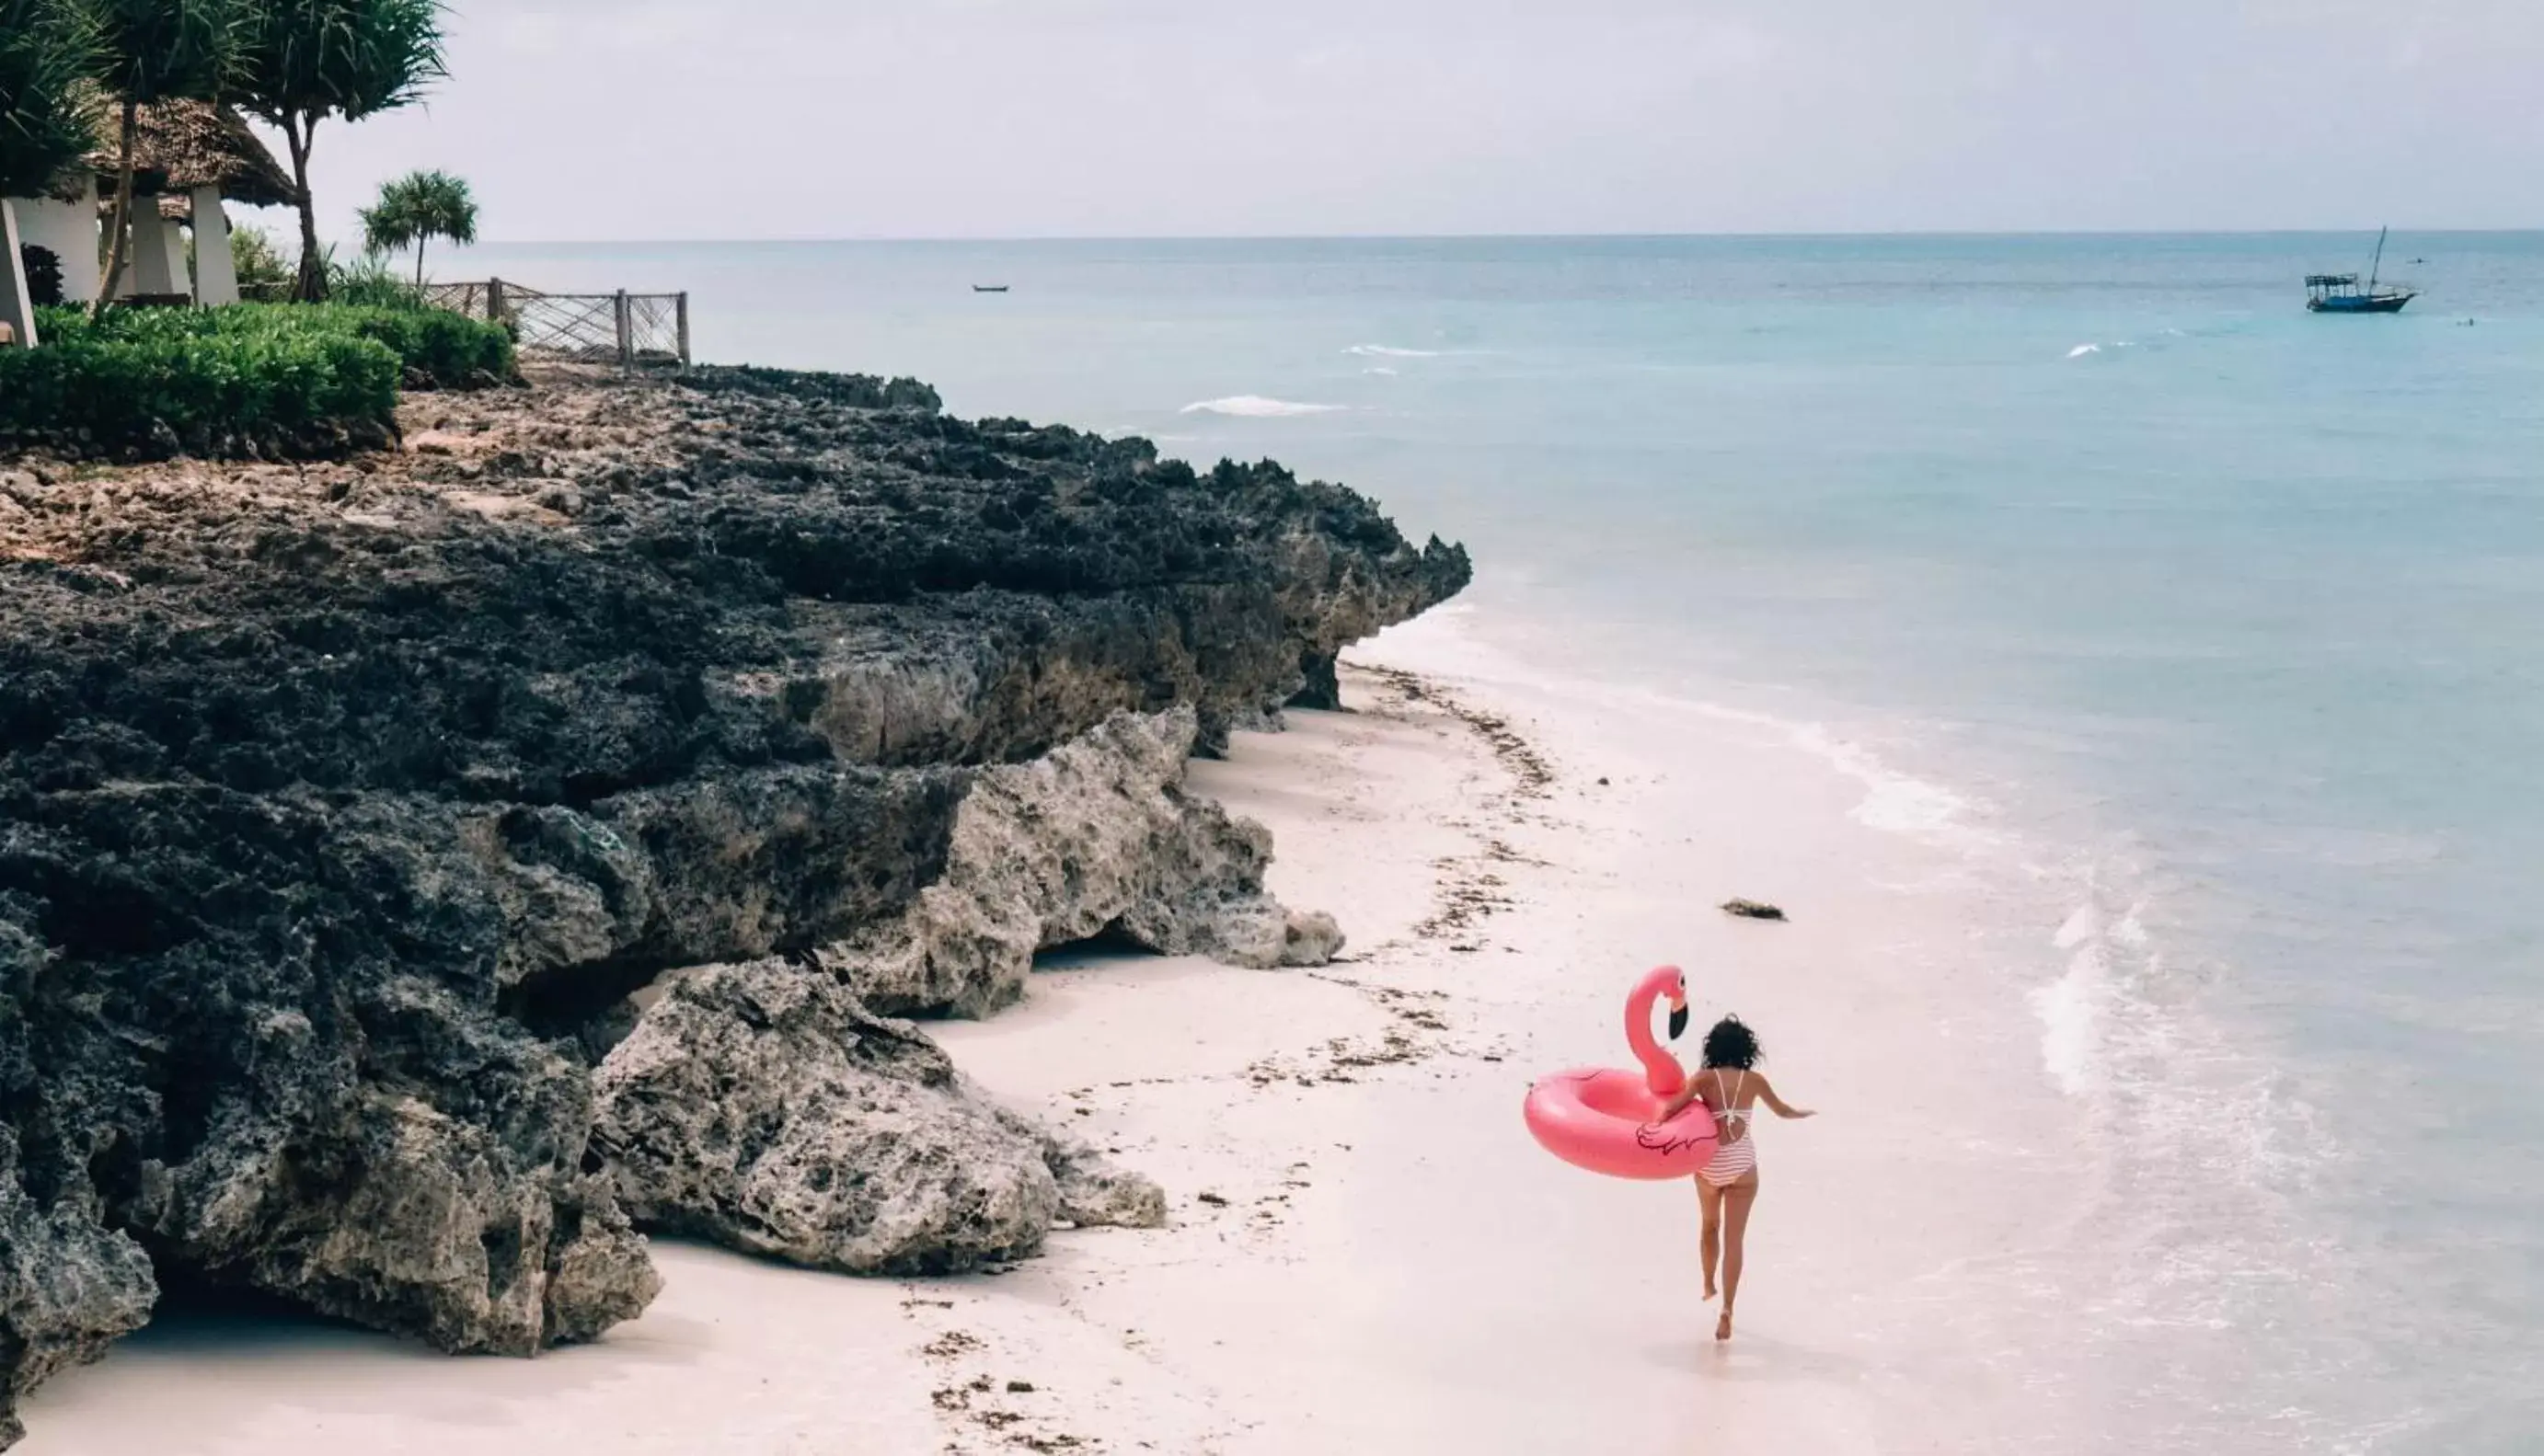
[1625,965,1692,1096]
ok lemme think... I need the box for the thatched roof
[59,94,298,210]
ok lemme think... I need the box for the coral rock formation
[832,705,1343,1018]
[592,958,1163,1274]
[0,1133,155,1448]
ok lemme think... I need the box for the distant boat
[973,284,1009,293]
[2308,228,2416,314]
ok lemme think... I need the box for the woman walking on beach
[1655,1016,1813,1341]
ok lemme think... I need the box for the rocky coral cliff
[0,364,1465,1446]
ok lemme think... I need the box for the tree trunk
[90,100,141,315]
[415,238,427,290]
[285,113,327,303]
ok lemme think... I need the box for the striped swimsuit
[1696,1068,1757,1187]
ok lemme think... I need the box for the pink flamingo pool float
[1524,965,1720,1179]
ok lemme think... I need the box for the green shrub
[328,251,427,310]
[47,299,516,389]
[228,224,295,302]
[1,310,397,459]
[338,305,516,387]
[0,299,517,461]
[18,243,64,306]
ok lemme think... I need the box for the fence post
[675,292,691,369]
[487,276,505,324]
[614,290,633,372]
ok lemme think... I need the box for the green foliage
[52,298,514,386]
[0,0,99,198]
[359,166,475,285]
[1,304,397,455]
[86,0,245,106]
[19,243,66,306]
[0,299,515,457]
[280,242,437,309]
[235,0,446,302]
[333,302,512,384]
[236,0,443,123]
[228,224,294,301]
[326,247,422,307]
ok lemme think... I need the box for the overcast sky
[271,0,2544,244]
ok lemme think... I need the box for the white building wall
[1,200,35,347]
[131,205,189,297]
[190,187,238,305]
[7,193,101,306]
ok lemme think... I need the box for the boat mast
[2369,225,2388,289]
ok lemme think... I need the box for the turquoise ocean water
[463,234,2542,1450]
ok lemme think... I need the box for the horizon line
[423,225,2544,248]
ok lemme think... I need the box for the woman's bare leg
[1717,1175,1759,1340]
[1695,1175,1723,1301]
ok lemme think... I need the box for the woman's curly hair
[1701,1015,1761,1071]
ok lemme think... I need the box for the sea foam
[1785,722,1994,853]
[2035,903,2114,1096]
[1180,396,1345,418]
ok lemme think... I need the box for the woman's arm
[1755,1075,1816,1118]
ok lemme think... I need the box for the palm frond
[0,0,102,198]
[87,0,249,106]
[235,0,445,122]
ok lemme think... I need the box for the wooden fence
[424,279,690,370]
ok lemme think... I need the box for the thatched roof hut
[8,93,295,310]
[55,94,298,211]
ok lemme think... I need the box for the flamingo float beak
[1666,985,1689,1040]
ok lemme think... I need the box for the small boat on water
[973,284,1009,293]
[2308,228,2415,314]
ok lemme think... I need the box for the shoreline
[19,613,2100,1454]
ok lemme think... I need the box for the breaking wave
[1179,396,1345,418]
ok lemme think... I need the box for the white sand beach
[18,611,2093,1454]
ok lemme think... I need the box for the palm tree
[1,0,98,343]
[84,0,247,313]
[235,0,444,303]
[359,166,472,287]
